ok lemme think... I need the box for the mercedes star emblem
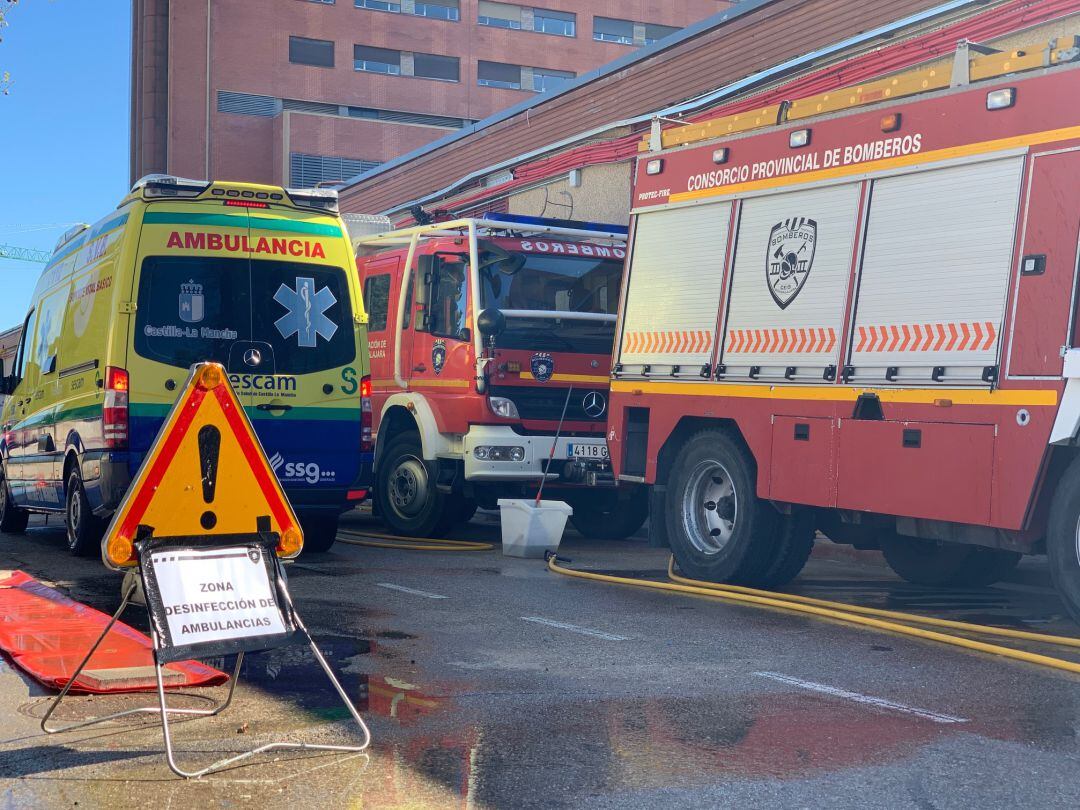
[583,391,607,419]
[243,348,262,367]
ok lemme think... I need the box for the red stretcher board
[0,570,227,694]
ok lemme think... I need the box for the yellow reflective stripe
[520,371,610,384]
[610,379,1058,407]
[409,378,471,388]
[667,125,1080,205]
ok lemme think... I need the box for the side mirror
[477,308,506,340]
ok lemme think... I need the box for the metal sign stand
[40,533,371,779]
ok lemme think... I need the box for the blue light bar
[480,211,628,236]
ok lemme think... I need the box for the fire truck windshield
[479,249,621,354]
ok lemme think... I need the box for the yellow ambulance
[0,176,371,554]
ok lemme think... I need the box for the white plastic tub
[496,499,573,558]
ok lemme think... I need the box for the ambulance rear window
[134,256,250,369]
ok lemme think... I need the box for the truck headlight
[474,445,525,461]
[488,397,519,419]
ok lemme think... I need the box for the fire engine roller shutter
[849,156,1024,382]
[618,201,732,369]
[722,182,862,377]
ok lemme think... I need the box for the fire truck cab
[608,38,1080,621]
[353,214,646,538]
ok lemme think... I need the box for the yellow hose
[336,529,494,552]
[546,555,1080,675]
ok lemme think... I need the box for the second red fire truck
[607,36,1080,621]
[351,213,647,539]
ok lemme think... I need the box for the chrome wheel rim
[67,486,81,547]
[388,455,429,520]
[681,459,738,556]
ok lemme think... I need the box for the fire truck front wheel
[1046,457,1080,624]
[375,433,454,538]
[664,430,778,584]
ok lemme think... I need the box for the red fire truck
[352,214,646,538]
[607,37,1080,620]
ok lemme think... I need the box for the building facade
[130,0,729,188]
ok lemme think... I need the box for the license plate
[568,443,609,460]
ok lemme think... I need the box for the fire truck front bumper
[462,426,611,483]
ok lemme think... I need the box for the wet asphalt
[1,509,1080,808]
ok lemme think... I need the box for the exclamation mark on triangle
[199,425,221,531]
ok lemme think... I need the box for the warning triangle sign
[102,363,302,570]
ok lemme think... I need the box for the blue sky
[0,1,129,328]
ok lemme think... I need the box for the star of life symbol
[274,277,338,348]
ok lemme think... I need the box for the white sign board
[149,545,288,647]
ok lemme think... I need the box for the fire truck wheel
[750,510,815,589]
[664,430,778,584]
[451,497,478,527]
[1047,458,1080,624]
[568,491,649,540]
[298,513,339,554]
[375,433,453,538]
[957,546,1021,587]
[879,534,975,586]
[0,469,29,534]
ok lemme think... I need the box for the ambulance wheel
[1046,458,1080,624]
[375,433,453,538]
[749,510,815,589]
[299,514,339,554]
[0,469,29,534]
[664,430,778,584]
[569,491,648,540]
[65,469,103,557]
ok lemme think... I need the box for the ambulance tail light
[360,375,373,453]
[103,367,129,450]
[285,186,340,214]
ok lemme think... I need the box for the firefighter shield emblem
[432,340,447,375]
[766,218,817,309]
[531,352,554,383]
[179,280,205,323]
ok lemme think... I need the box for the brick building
[130,0,729,188]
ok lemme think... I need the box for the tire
[374,433,454,538]
[1047,457,1080,624]
[959,546,1022,587]
[65,468,103,557]
[299,513,339,554]
[0,468,29,534]
[569,490,649,540]
[751,510,815,589]
[663,430,779,584]
[450,497,478,527]
[879,534,1018,587]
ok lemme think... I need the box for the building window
[354,45,401,74]
[289,152,382,188]
[533,8,575,37]
[355,0,400,9]
[413,52,460,81]
[414,0,459,20]
[478,1,522,29]
[644,23,679,45]
[478,60,522,90]
[532,66,574,93]
[355,0,458,19]
[593,17,634,45]
[289,36,335,67]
